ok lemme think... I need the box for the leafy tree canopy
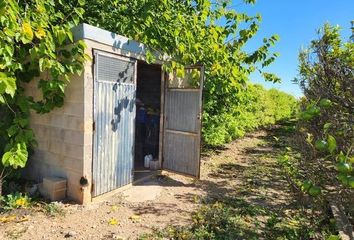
[69,0,283,145]
[295,23,354,206]
[0,0,88,187]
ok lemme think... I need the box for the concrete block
[68,75,84,88]
[65,90,85,103]
[63,130,84,145]
[62,157,83,172]
[63,143,84,160]
[66,183,84,203]
[62,102,85,117]
[47,141,64,155]
[62,115,85,131]
[42,177,67,201]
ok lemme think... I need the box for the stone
[64,231,78,238]
[112,234,124,240]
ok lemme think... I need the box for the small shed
[24,24,204,203]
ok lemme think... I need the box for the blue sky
[233,0,354,98]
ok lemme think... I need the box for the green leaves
[0,0,87,176]
[301,180,312,192]
[176,68,185,78]
[262,72,281,83]
[145,50,155,64]
[2,143,28,169]
[55,28,68,45]
[0,72,16,97]
[319,98,332,108]
[327,135,336,154]
[300,180,321,197]
[21,20,34,44]
[313,135,336,153]
[338,174,354,188]
[296,23,354,194]
[35,27,46,39]
[308,185,321,197]
[336,149,353,188]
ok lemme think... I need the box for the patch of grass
[43,202,65,217]
[140,194,336,240]
[141,122,338,239]
[139,200,260,240]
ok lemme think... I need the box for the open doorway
[134,61,162,181]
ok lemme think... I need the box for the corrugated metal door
[163,66,204,177]
[93,51,137,197]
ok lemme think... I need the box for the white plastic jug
[144,154,153,168]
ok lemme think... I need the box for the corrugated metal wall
[163,131,199,176]
[165,90,200,132]
[163,89,202,177]
[93,52,136,197]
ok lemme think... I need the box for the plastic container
[144,154,153,168]
[149,159,160,170]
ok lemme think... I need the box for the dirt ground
[0,130,294,240]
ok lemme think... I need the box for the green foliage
[295,23,354,191]
[0,192,31,211]
[139,198,331,240]
[203,84,298,146]
[294,23,353,223]
[0,0,88,186]
[43,202,65,216]
[60,0,287,147]
[1,143,27,169]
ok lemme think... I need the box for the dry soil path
[0,129,294,240]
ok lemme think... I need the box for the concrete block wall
[24,72,88,203]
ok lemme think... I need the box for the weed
[0,192,31,212]
[43,202,65,216]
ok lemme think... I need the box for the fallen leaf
[17,216,29,222]
[0,215,17,223]
[111,205,119,212]
[108,218,119,225]
[129,215,141,222]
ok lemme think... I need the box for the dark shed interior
[134,61,162,172]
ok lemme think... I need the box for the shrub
[294,23,353,222]
[0,192,31,212]
[203,84,298,147]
